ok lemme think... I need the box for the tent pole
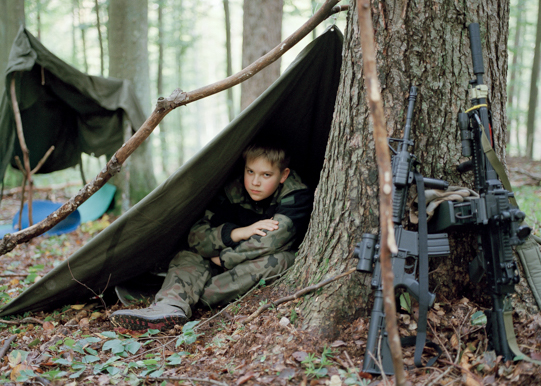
[10,76,34,227]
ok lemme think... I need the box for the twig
[0,317,44,325]
[195,270,289,331]
[0,0,343,256]
[427,320,452,362]
[67,261,109,312]
[356,1,407,384]
[437,359,484,385]
[138,376,228,386]
[0,273,27,277]
[30,145,55,175]
[0,335,17,358]
[242,267,356,324]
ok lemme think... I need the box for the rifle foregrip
[468,23,485,75]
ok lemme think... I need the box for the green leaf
[125,340,142,355]
[42,370,68,380]
[166,353,184,365]
[471,311,487,326]
[81,355,100,363]
[142,359,158,366]
[53,358,72,366]
[103,339,125,354]
[8,350,29,366]
[182,320,200,332]
[16,369,36,382]
[399,293,412,314]
[107,366,121,376]
[101,331,118,338]
[149,367,165,377]
[85,347,98,356]
[69,368,85,378]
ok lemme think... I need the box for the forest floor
[0,157,540,386]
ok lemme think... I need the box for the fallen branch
[510,167,541,184]
[0,317,44,325]
[0,335,17,359]
[138,376,228,386]
[0,0,345,256]
[241,267,356,324]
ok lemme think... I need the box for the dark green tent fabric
[0,26,146,184]
[0,26,343,317]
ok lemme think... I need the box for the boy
[110,143,312,330]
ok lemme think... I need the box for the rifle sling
[503,305,541,365]
[413,171,441,367]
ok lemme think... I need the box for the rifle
[429,23,531,361]
[354,86,450,375]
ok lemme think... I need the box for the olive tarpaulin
[0,26,344,317]
[0,26,146,186]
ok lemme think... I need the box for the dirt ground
[0,157,540,385]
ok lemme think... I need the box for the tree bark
[284,0,509,339]
[526,0,541,159]
[78,0,89,74]
[0,0,25,93]
[108,0,157,205]
[240,0,283,110]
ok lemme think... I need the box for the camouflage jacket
[187,170,312,270]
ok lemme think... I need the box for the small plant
[176,321,203,347]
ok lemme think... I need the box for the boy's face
[244,157,290,201]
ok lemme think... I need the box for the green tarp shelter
[0,26,343,317]
[0,26,146,186]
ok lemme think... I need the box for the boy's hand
[210,257,222,266]
[231,219,279,242]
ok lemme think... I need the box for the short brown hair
[243,143,290,171]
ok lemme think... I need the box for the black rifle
[354,86,450,375]
[429,23,531,361]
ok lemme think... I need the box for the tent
[0,26,344,317]
[0,26,146,187]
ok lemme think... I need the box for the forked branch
[0,0,346,256]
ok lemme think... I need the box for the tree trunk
[78,0,89,74]
[0,0,25,93]
[240,0,283,110]
[283,0,509,337]
[507,7,522,156]
[108,0,157,205]
[72,0,78,67]
[224,0,235,121]
[157,0,168,174]
[94,0,105,76]
[526,0,541,159]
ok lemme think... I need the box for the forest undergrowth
[0,157,540,385]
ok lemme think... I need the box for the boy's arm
[219,189,312,269]
[188,209,229,257]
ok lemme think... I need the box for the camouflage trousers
[155,250,295,318]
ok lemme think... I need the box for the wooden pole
[10,76,34,227]
[0,0,347,255]
[356,1,408,384]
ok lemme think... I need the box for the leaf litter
[1,160,541,385]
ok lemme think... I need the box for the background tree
[224,0,235,121]
[526,0,541,159]
[0,0,25,93]
[108,0,157,205]
[240,0,284,110]
[283,0,510,335]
